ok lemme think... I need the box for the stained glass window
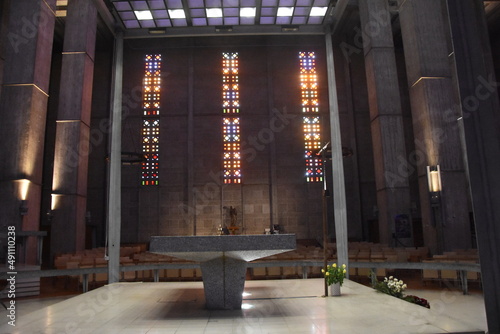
[299,51,323,182]
[142,54,161,186]
[222,52,241,184]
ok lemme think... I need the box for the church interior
[1,0,500,333]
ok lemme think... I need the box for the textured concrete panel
[52,121,90,194]
[409,78,464,172]
[50,193,87,257]
[399,0,452,86]
[0,85,48,180]
[2,1,55,92]
[364,48,403,120]
[58,53,95,123]
[358,0,394,52]
[63,0,97,59]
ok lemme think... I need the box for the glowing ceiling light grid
[142,54,161,186]
[222,52,241,184]
[299,51,322,183]
[110,0,329,27]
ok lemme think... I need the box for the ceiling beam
[181,0,193,26]
[123,24,325,39]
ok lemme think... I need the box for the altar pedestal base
[201,257,246,309]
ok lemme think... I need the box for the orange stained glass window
[299,51,323,183]
[222,52,241,184]
[142,54,161,186]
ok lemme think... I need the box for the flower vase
[330,283,341,296]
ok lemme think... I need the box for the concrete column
[51,0,97,258]
[447,1,500,331]
[358,0,411,245]
[266,49,278,231]
[188,50,195,235]
[0,0,56,264]
[325,30,348,273]
[107,31,123,284]
[399,0,471,253]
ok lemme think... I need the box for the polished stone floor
[0,279,487,334]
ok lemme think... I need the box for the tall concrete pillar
[51,0,97,258]
[358,0,411,245]
[447,1,500,331]
[107,31,123,284]
[0,0,56,264]
[326,30,348,274]
[399,0,471,253]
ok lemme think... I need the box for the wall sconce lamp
[20,200,29,216]
[427,165,442,207]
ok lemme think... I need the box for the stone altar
[149,234,296,309]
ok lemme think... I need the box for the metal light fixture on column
[427,165,444,253]
[18,179,30,216]
[427,165,442,206]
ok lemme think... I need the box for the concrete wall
[119,36,336,243]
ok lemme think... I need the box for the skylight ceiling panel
[171,18,188,25]
[240,0,257,6]
[131,1,149,10]
[292,16,307,24]
[223,0,239,6]
[167,0,184,9]
[307,15,323,24]
[114,1,132,10]
[276,16,291,24]
[192,17,208,25]
[261,7,277,16]
[208,17,224,25]
[293,6,308,15]
[152,9,169,18]
[119,11,137,20]
[279,0,295,6]
[225,17,239,25]
[149,0,166,9]
[224,7,239,16]
[155,19,172,26]
[188,0,205,8]
[205,0,222,7]
[262,0,278,6]
[260,16,275,24]
[295,0,311,6]
[240,16,255,24]
[312,0,328,6]
[140,19,157,27]
[190,8,206,17]
[124,20,141,28]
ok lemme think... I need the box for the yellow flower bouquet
[322,263,347,286]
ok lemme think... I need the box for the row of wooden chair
[53,244,480,288]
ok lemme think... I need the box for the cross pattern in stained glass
[300,51,323,183]
[142,54,161,186]
[222,52,241,184]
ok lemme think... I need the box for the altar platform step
[0,278,487,333]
